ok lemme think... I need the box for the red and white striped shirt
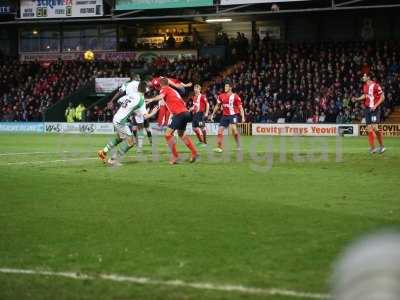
[363,81,383,108]
[191,93,208,113]
[217,92,242,116]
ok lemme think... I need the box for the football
[84,50,95,61]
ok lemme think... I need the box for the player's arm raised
[168,79,192,89]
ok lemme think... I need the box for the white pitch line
[0,267,329,299]
[3,155,141,166]
[5,157,99,165]
[0,151,98,157]
[0,151,76,156]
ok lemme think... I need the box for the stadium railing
[237,123,252,136]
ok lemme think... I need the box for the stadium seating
[1,40,399,123]
[205,40,400,124]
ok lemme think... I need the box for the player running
[190,84,209,145]
[97,78,157,165]
[353,73,386,154]
[146,78,198,165]
[210,82,245,153]
[148,76,193,129]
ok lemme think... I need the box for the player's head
[224,82,232,93]
[194,84,201,94]
[362,73,370,83]
[160,77,169,87]
[131,73,141,81]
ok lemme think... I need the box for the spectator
[75,103,85,122]
[65,103,75,123]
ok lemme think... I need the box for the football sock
[368,130,375,148]
[194,128,204,143]
[137,129,144,148]
[147,130,153,144]
[117,140,133,156]
[217,133,224,149]
[182,136,197,156]
[165,134,178,157]
[202,128,207,144]
[104,137,122,153]
[376,130,384,147]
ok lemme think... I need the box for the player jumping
[146,78,198,165]
[353,73,386,154]
[148,76,192,129]
[98,78,157,165]
[190,84,209,145]
[210,82,245,153]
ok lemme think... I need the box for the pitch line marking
[0,151,81,156]
[0,267,329,299]
[4,157,99,165]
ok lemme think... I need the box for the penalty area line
[0,267,329,299]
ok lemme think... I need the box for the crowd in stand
[205,40,400,123]
[1,38,399,123]
[0,58,147,121]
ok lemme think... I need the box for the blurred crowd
[204,40,400,123]
[0,59,145,121]
[1,39,399,124]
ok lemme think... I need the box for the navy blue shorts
[192,112,205,128]
[219,115,239,128]
[169,112,192,131]
[365,108,381,124]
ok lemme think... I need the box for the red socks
[165,134,178,158]
[217,133,224,149]
[202,128,207,144]
[182,136,197,155]
[376,130,384,147]
[194,128,204,143]
[368,130,375,149]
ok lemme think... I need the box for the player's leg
[192,113,205,144]
[373,110,385,153]
[367,124,377,153]
[165,127,178,164]
[144,119,153,144]
[230,115,241,150]
[134,114,145,150]
[365,109,377,153]
[214,117,228,152]
[109,125,135,165]
[177,112,198,162]
[200,119,207,145]
[98,122,124,162]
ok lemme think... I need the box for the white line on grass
[4,157,99,165]
[0,267,329,299]
[0,151,81,156]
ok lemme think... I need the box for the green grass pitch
[0,133,399,300]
